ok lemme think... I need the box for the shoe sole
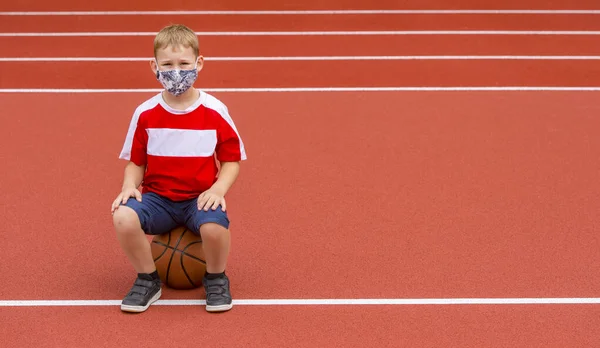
[120,289,162,313]
[206,303,233,312]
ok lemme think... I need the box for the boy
[111,24,246,313]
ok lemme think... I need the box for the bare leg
[113,206,156,274]
[199,222,233,312]
[199,223,231,273]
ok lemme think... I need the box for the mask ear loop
[154,59,161,79]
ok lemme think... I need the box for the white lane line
[1,298,600,306]
[1,55,599,62]
[1,10,600,16]
[1,30,600,37]
[0,87,599,93]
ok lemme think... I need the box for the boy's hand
[111,188,142,214]
[197,189,226,212]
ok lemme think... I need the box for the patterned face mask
[155,61,198,96]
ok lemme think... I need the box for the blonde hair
[154,24,199,58]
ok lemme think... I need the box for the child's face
[151,44,203,73]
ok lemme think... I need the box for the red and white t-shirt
[119,91,247,201]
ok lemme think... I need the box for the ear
[196,56,205,73]
[150,59,158,74]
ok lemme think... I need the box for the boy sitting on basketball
[110,24,246,313]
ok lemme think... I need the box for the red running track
[2,305,600,348]
[2,91,600,346]
[1,92,599,301]
[3,1,600,347]
[4,35,600,58]
[0,59,597,88]
[3,14,600,32]
[2,0,599,11]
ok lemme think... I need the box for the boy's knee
[199,223,229,241]
[113,206,142,233]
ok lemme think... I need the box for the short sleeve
[216,123,245,162]
[214,109,247,162]
[129,120,148,165]
[119,109,148,165]
[201,92,247,162]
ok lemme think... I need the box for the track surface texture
[1,1,600,347]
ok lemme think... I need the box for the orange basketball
[150,226,206,290]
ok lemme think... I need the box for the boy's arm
[111,161,146,213]
[200,104,245,211]
[122,161,146,190]
[197,161,240,211]
[210,161,240,196]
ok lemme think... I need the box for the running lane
[1,0,599,11]
[0,60,597,88]
[3,14,600,32]
[4,35,600,58]
[1,92,599,301]
[1,305,599,347]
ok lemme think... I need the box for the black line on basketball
[152,231,172,262]
[152,241,171,248]
[179,253,196,287]
[152,241,169,262]
[165,228,187,284]
[179,241,206,288]
[180,241,207,264]
[154,239,206,262]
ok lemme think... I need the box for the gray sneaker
[120,274,162,313]
[203,274,233,312]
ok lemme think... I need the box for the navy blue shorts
[121,192,230,235]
